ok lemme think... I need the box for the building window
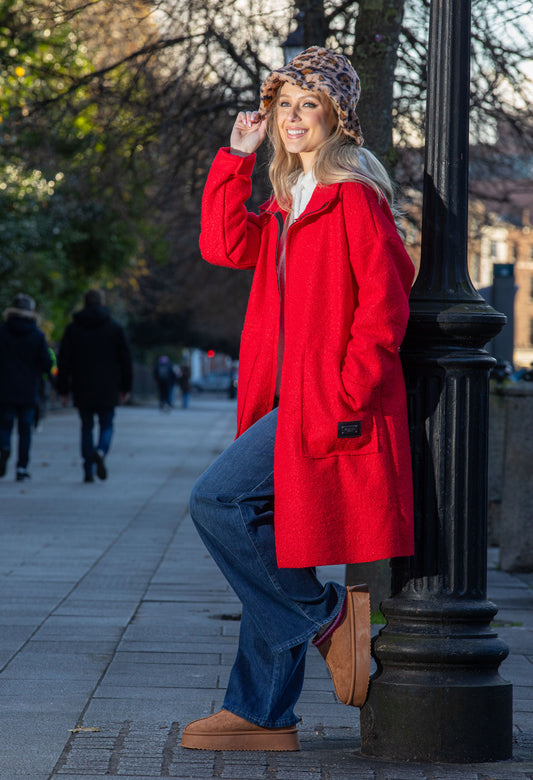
[490,241,498,258]
[530,317,533,346]
[530,245,533,261]
[530,276,533,301]
[512,243,519,260]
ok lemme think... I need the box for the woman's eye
[277,98,319,109]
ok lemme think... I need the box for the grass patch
[491,620,523,628]
[371,609,386,625]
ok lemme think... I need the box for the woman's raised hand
[230,111,267,155]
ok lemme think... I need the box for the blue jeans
[0,405,35,468]
[78,408,114,473]
[189,408,346,728]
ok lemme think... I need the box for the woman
[181,46,415,752]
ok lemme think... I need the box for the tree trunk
[352,0,405,166]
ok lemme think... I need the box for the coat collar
[261,181,342,223]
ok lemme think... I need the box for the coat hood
[3,316,38,337]
[3,293,38,321]
[73,305,111,329]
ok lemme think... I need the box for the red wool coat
[200,148,416,568]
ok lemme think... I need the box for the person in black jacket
[0,294,53,481]
[57,289,133,483]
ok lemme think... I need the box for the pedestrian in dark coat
[153,355,178,410]
[0,294,52,481]
[57,289,133,483]
[178,363,191,408]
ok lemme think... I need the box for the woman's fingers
[230,111,267,154]
[236,110,262,128]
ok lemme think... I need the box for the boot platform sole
[181,726,300,751]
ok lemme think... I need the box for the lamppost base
[361,675,513,763]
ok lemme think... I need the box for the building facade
[403,200,533,368]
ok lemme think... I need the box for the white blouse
[291,168,317,220]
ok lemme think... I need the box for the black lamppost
[360,0,513,763]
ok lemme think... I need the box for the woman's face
[276,82,337,172]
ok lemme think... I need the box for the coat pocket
[300,348,381,458]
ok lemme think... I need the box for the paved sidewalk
[0,400,531,780]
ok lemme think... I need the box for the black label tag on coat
[337,421,362,438]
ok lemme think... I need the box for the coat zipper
[265,197,334,411]
[274,212,284,296]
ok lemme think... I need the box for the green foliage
[0,160,154,337]
[0,165,78,329]
[0,0,162,339]
[0,0,90,120]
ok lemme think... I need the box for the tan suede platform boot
[181,709,300,751]
[315,584,371,707]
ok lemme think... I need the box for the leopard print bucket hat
[259,46,363,146]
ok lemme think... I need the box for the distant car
[191,372,237,394]
[510,363,533,382]
[490,359,513,382]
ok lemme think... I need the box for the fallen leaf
[69,726,100,733]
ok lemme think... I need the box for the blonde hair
[266,91,400,223]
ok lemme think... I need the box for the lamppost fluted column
[360,0,513,763]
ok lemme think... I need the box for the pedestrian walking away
[181,47,415,752]
[178,362,191,408]
[56,289,133,483]
[0,293,52,482]
[153,355,179,411]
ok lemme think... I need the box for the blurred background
[0,0,532,385]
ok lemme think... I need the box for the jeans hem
[270,586,346,654]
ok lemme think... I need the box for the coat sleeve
[340,183,415,408]
[199,148,264,270]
